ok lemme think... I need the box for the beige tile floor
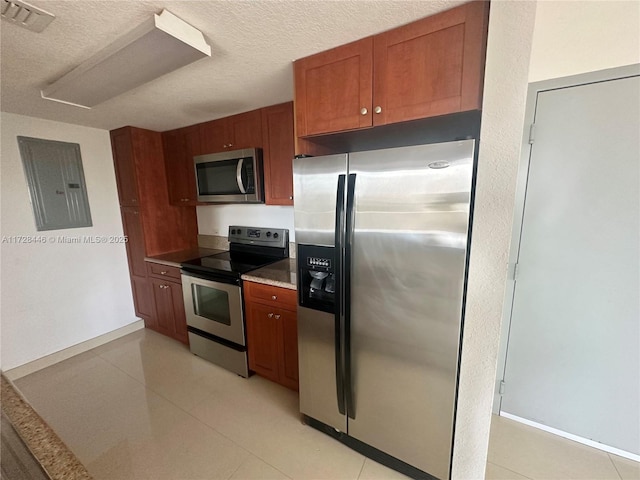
[13,329,640,480]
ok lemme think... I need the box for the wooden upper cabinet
[262,102,295,205]
[373,1,489,125]
[111,128,140,206]
[294,1,489,137]
[294,38,373,137]
[110,126,197,256]
[200,109,263,153]
[163,125,200,206]
[200,118,227,153]
[229,110,263,150]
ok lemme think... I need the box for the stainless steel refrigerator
[293,140,476,480]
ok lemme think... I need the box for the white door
[501,73,640,455]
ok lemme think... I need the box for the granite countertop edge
[241,258,297,290]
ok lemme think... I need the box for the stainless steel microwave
[194,148,264,203]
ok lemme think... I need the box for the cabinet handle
[160,271,167,275]
[374,106,382,114]
[228,143,233,148]
[274,314,281,320]
[360,107,368,115]
[271,295,277,300]
[268,313,274,318]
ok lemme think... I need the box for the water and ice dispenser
[297,244,336,314]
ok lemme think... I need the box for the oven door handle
[236,158,247,194]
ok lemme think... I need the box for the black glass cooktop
[181,251,282,279]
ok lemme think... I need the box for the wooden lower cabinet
[130,275,155,322]
[147,263,189,344]
[245,301,281,383]
[244,282,298,391]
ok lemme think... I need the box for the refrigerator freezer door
[297,306,347,431]
[346,141,475,479]
[294,153,349,432]
[293,154,348,247]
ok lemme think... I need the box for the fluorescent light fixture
[41,9,211,109]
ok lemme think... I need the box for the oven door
[181,273,245,346]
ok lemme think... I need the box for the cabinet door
[131,275,154,322]
[200,118,228,153]
[163,126,200,206]
[278,308,299,391]
[167,281,188,344]
[111,128,140,206]
[162,129,187,206]
[261,103,295,205]
[246,301,280,383]
[373,1,489,125]
[294,37,373,136]
[121,207,146,278]
[150,278,189,344]
[228,110,263,150]
[150,277,174,336]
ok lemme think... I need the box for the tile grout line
[93,347,294,479]
[355,456,366,479]
[607,453,624,480]
[487,461,535,480]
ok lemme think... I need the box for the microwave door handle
[236,159,247,194]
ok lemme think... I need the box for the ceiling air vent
[1,0,54,33]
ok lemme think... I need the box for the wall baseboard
[500,411,640,462]
[3,320,145,381]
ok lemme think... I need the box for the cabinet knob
[274,314,281,320]
[160,271,167,275]
[268,313,274,318]
[271,295,277,300]
[289,196,293,200]
[360,107,368,115]
[374,106,382,114]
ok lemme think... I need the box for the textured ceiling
[1,0,466,132]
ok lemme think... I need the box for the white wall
[529,0,640,82]
[1,113,137,370]
[197,204,295,240]
[452,2,537,478]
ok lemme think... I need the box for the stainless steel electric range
[180,226,289,377]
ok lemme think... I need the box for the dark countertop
[241,258,297,290]
[145,247,225,268]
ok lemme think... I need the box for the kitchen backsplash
[198,234,296,258]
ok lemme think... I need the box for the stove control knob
[231,229,236,235]
[237,229,242,235]
[273,232,279,239]
[266,231,272,237]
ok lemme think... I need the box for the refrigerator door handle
[334,174,346,415]
[344,173,357,420]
